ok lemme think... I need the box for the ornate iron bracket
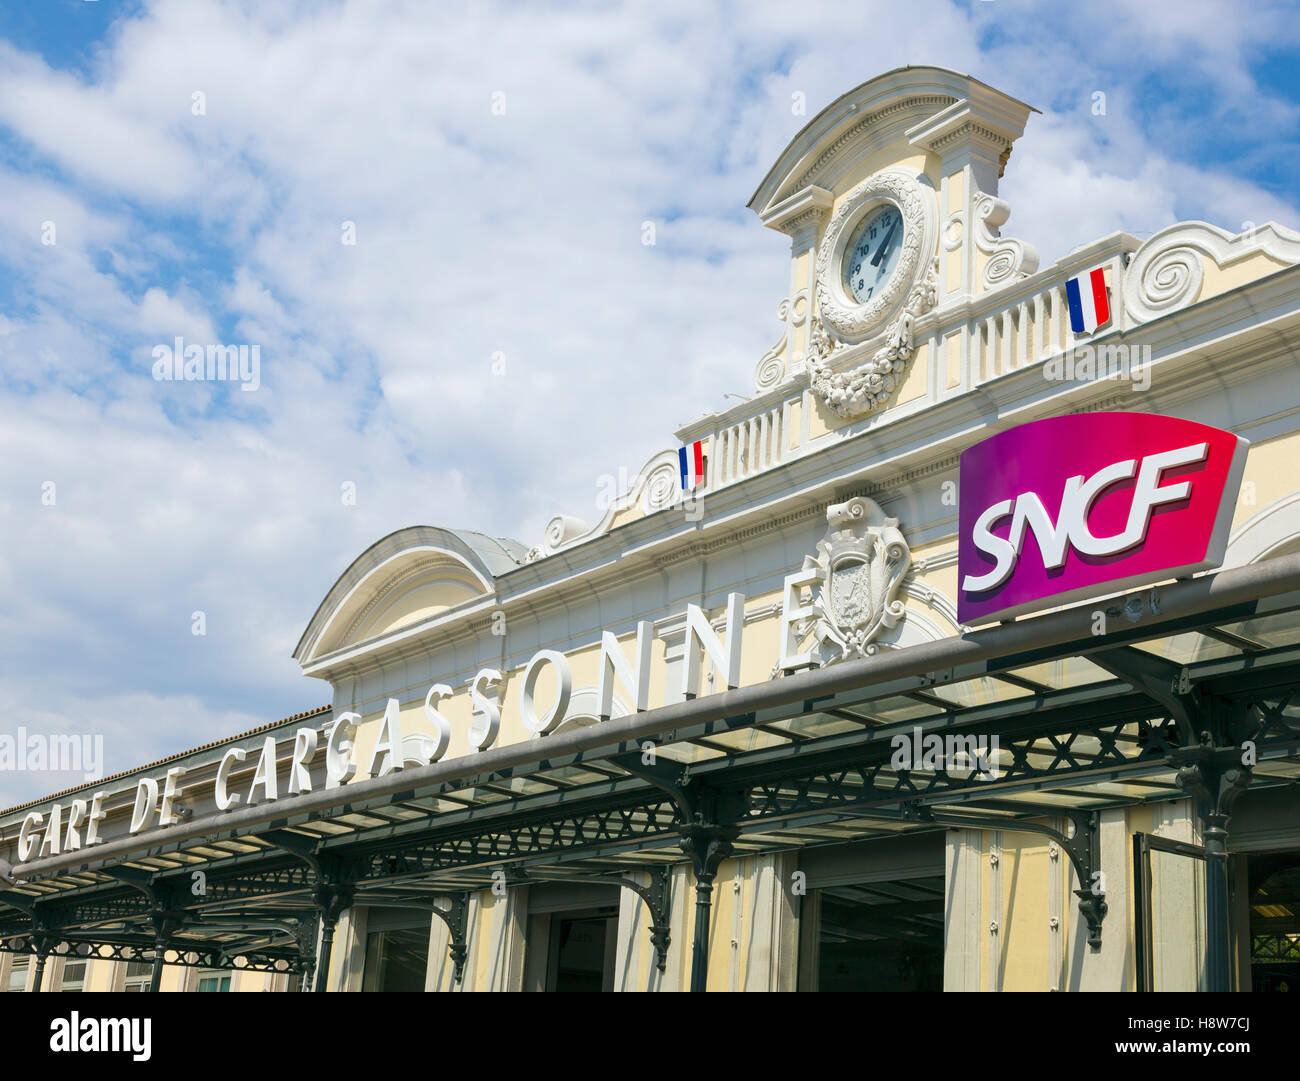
[918,806,1108,950]
[526,867,674,972]
[428,894,471,985]
[1090,644,1200,746]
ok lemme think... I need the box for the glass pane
[361,927,429,992]
[7,961,28,992]
[1002,656,1112,691]
[923,676,1035,709]
[1131,631,1237,665]
[811,877,944,991]
[765,713,864,739]
[1147,847,1206,991]
[550,916,613,992]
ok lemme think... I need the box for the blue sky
[0,0,1298,805]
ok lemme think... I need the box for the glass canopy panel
[1252,760,1300,780]
[766,713,867,739]
[851,696,941,724]
[921,676,1036,709]
[655,742,727,764]
[444,787,510,805]
[1002,656,1114,691]
[533,764,623,786]
[1130,631,1240,665]
[1221,608,1300,649]
[505,775,568,797]
[689,728,789,754]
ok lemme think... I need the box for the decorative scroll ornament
[792,497,911,663]
[805,258,938,418]
[753,290,810,392]
[973,192,1039,288]
[1124,220,1300,324]
[523,453,680,563]
[524,514,590,562]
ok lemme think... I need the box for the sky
[1,0,1298,806]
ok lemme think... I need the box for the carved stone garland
[805,259,938,418]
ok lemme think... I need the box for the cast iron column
[1179,758,1251,992]
[31,947,48,992]
[313,882,353,993]
[148,935,166,993]
[680,823,738,993]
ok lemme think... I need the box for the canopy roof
[4,554,1300,975]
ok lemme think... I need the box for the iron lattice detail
[351,795,682,882]
[36,889,154,931]
[197,860,317,906]
[1252,933,1300,964]
[0,935,303,973]
[743,716,1175,820]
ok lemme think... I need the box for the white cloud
[0,0,1297,794]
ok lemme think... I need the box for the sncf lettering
[963,442,1208,594]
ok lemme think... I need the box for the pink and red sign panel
[957,413,1249,625]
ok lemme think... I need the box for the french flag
[1066,266,1111,335]
[679,440,705,490]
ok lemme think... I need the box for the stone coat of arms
[796,497,911,662]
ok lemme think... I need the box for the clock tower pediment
[745,66,1040,415]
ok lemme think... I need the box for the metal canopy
[5,553,1300,989]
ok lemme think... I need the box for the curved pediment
[294,526,526,666]
[747,66,1034,235]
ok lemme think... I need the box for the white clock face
[843,204,905,304]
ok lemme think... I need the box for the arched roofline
[293,525,526,665]
[747,65,1036,226]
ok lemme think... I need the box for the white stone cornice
[759,185,833,236]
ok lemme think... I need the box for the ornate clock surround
[814,167,939,343]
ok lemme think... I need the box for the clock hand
[870,216,900,267]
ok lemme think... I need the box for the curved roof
[747,65,1036,225]
[293,525,526,665]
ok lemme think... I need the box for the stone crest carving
[805,257,938,418]
[793,497,910,662]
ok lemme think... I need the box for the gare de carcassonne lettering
[15,592,816,863]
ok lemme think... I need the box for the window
[548,913,617,992]
[522,882,621,992]
[1134,833,1208,991]
[802,877,945,991]
[796,834,946,992]
[122,961,153,992]
[361,908,430,992]
[196,970,231,993]
[6,958,29,993]
[60,960,88,992]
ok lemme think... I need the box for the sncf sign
[958,413,1248,625]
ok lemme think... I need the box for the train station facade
[5,66,1300,993]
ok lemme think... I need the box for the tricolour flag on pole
[679,440,704,490]
[1065,266,1111,335]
